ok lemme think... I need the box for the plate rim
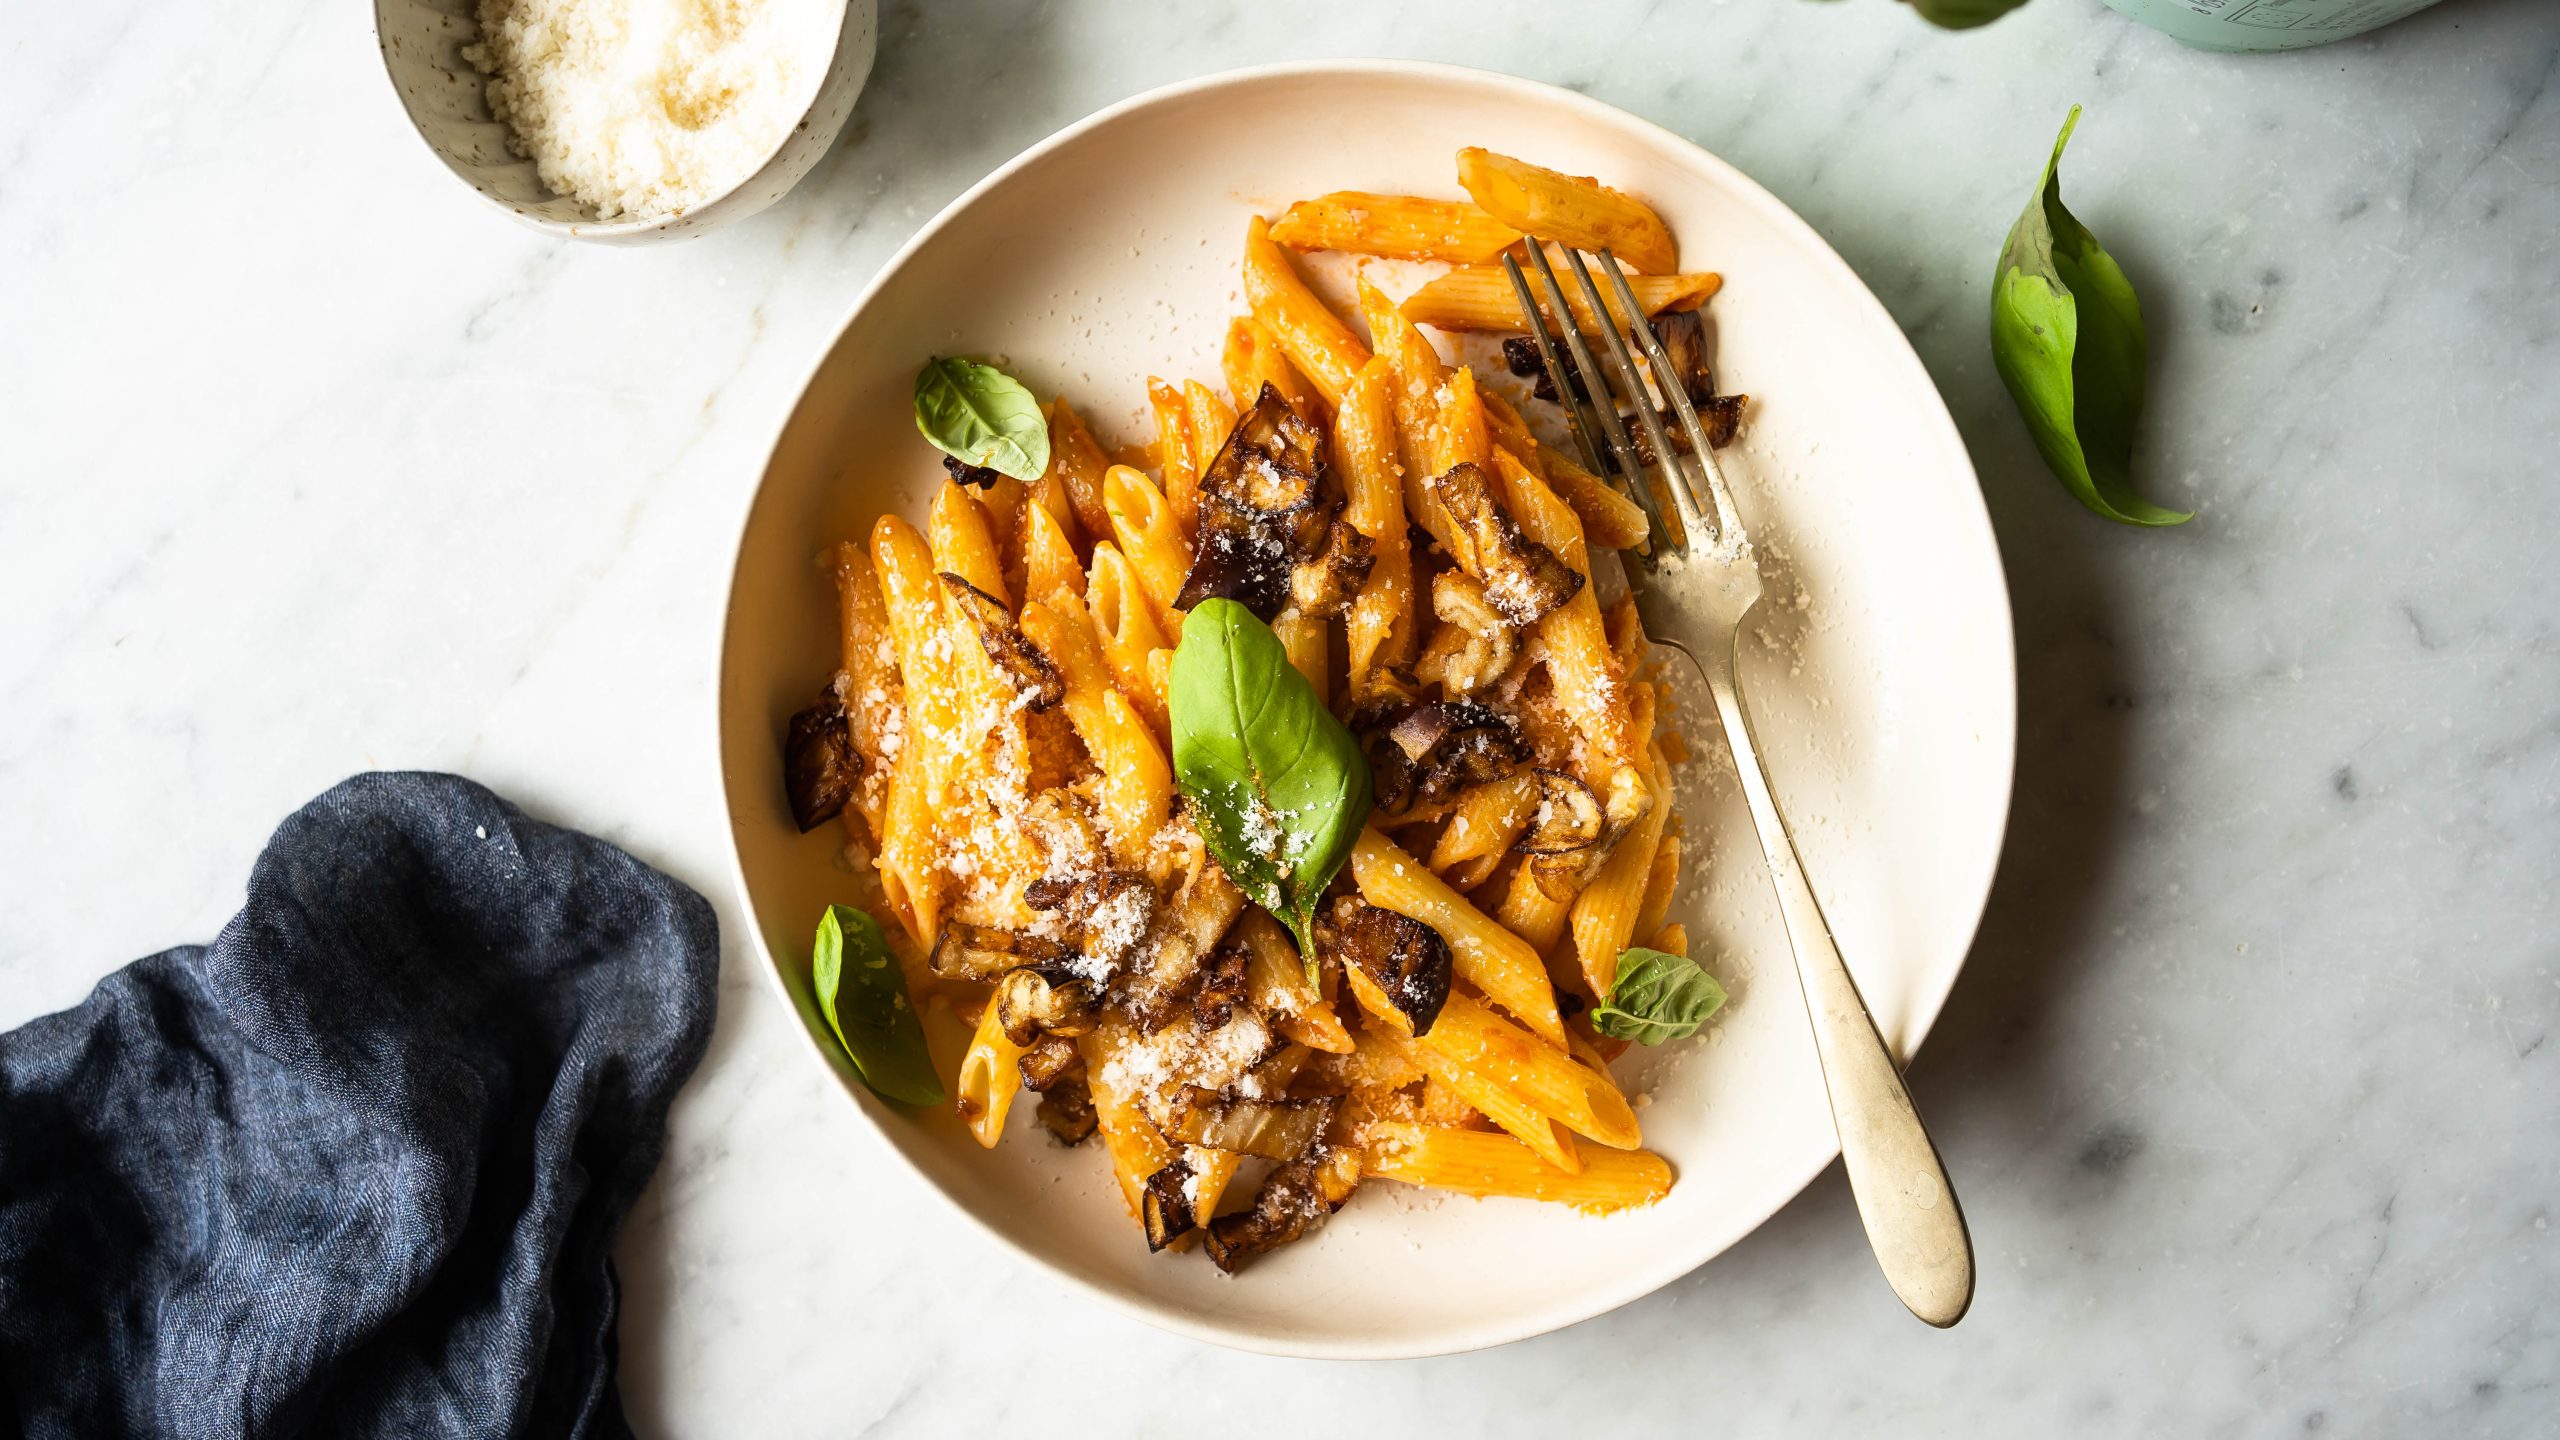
[715,56,2016,1359]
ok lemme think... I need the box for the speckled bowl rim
[717,58,2016,1358]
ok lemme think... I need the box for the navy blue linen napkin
[0,772,717,1439]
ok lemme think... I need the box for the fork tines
[1500,246,1742,558]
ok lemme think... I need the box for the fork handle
[1685,633,1975,1327]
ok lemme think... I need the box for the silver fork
[1505,247,1975,1327]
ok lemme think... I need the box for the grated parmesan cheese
[466,0,835,221]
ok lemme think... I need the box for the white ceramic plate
[718,61,2013,1358]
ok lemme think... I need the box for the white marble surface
[5,0,2556,1432]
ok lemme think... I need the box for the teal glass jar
[2101,0,2442,51]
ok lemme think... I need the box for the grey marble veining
[4,0,2556,1433]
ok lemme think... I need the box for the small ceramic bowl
[373,0,877,244]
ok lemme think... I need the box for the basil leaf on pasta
[1169,599,1370,974]
[914,356,1051,481]
[812,904,944,1106]
[1592,947,1726,1046]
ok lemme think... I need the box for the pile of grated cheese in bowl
[464,0,836,222]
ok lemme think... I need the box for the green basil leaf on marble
[1991,106,2191,527]
[813,903,945,1106]
[914,356,1050,481]
[1169,599,1370,976]
[1592,947,1727,1046]
[1900,0,2035,28]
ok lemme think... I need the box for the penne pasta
[929,478,1008,605]
[1491,446,1635,772]
[1571,751,1674,1000]
[1185,379,1236,480]
[1420,988,1642,1150]
[1021,595,1173,865]
[1367,1123,1672,1213]
[1046,401,1116,546]
[1401,261,1720,335]
[1242,215,1370,407]
[1220,314,1322,420]
[832,541,902,850]
[1018,495,1086,608]
[1273,609,1329,707]
[1455,147,1679,275]
[1480,390,1648,551]
[1082,1020,1180,1221]
[1084,542,1172,735]
[954,999,1027,1149]
[1103,464,1193,645]
[1426,774,1538,889]
[1348,983,1579,1174]
[1236,911,1354,1054]
[1356,279,1456,550]
[1149,378,1201,538]
[1633,831,1682,944]
[1351,826,1565,1047]
[1334,357,1413,684]
[870,514,963,945]
[1268,191,1524,264]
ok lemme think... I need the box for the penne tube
[1018,496,1085,608]
[1455,147,1679,275]
[1272,609,1329,707]
[1480,390,1649,552]
[1535,442,1651,552]
[1221,314,1323,420]
[1148,379,1201,539]
[870,514,965,945]
[832,541,902,850]
[1494,856,1575,956]
[1334,356,1414,682]
[1356,279,1456,550]
[1021,595,1173,865]
[929,479,1007,606]
[1633,831,1682,944]
[1401,262,1720,335]
[1103,464,1193,645]
[1237,910,1354,1054]
[954,999,1026,1149]
[1366,1123,1672,1213]
[1422,987,1641,1150]
[1242,215,1370,406]
[1269,191,1525,264]
[1491,446,1636,772]
[1046,401,1115,546]
[1427,365,1492,481]
[1084,542,1172,736]
[1571,751,1674,1000]
[1184,379,1236,480]
[1426,774,1538,886]
[1082,1020,1180,1222]
[1646,921,1688,957]
[1352,826,1565,1047]
[1348,981,1578,1174]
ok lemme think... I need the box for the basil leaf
[1169,599,1370,973]
[1899,0,2032,27]
[1592,947,1727,1046]
[1805,0,2032,29]
[913,356,1050,482]
[812,904,945,1106]
[1990,106,2191,528]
